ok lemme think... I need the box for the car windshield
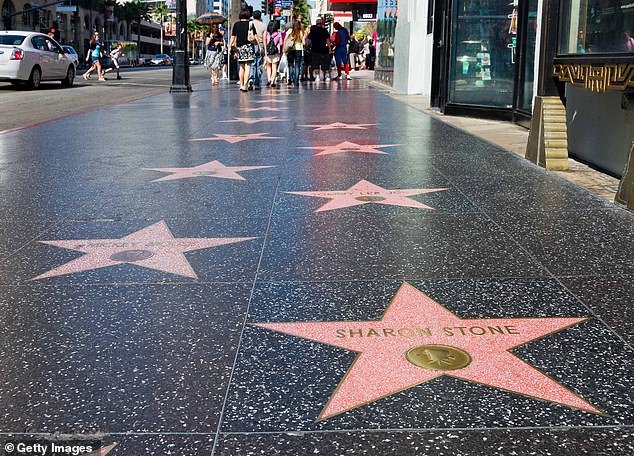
[155,54,168,58]
[0,35,26,45]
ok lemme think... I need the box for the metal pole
[170,0,192,92]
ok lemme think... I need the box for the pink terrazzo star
[287,179,448,212]
[296,141,401,156]
[298,122,377,131]
[251,99,289,104]
[143,160,274,182]
[87,444,116,455]
[31,220,254,280]
[220,117,286,124]
[253,282,602,420]
[243,107,287,112]
[190,133,281,143]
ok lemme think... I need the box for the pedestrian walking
[365,39,376,70]
[332,22,351,80]
[284,20,306,86]
[103,43,124,80]
[82,31,105,81]
[204,24,224,86]
[230,9,260,92]
[306,18,331,82]
[301,30,312,81]
[248,10,267,90]
[348,34,361,71]
[264,21,283,87]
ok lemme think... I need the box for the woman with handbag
[284,21,305,86]
[230,9,260,92]
[264,21,283,88]
[205,24,224,86]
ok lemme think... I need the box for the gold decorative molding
[616,142,634,210]
[526,96,569,171]
[553,63,634,93]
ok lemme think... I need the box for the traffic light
[261,0,267,15]
[51,23,60,41]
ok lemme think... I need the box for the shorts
[90,55,100,63]
[334,47,348,65]
[311,52,330,71]
[303,50,312,66]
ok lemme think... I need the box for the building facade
[1,0,57,33]
[392,0,632,197]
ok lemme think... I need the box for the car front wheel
[27,67,41,90]
[62,65,75,87]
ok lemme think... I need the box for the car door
[30,35,52,78]
[43,37,66,78]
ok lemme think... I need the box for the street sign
[281,9,291,16]
[56,6,77,11]
[281,1,293,6]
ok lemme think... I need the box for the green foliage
[292,0,310,29]
[152,2,171,24]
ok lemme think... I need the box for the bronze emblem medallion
[406,344,472,371]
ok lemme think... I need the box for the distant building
[1,0,57,33]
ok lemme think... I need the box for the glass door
[447,0,517,107]
[514,0,539,124]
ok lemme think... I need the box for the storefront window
[376,0,397,81]
[559,0,634,54]
[449,0,518,107]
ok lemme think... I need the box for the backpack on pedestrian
[267,32,279,56]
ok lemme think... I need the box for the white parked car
[61,45,79,69]
[0,30,76,89]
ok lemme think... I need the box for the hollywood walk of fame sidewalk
[0,79,632,455]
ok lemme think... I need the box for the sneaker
[82,73,88,80]
[346,75,352,80]
[254,85,261,90]
[314,76,320,83]
[247,79,254,90]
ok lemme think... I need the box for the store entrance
[430,0,538,125]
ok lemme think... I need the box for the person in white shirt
[248,10,268,90]
[103,43,123,80]
[284,20,306,86]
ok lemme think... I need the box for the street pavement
[0,66,210,133]
[0,77,632,455]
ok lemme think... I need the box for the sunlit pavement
[0,77,633,455]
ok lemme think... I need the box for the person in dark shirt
[306,18,331,82]
[230,9,260,92]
